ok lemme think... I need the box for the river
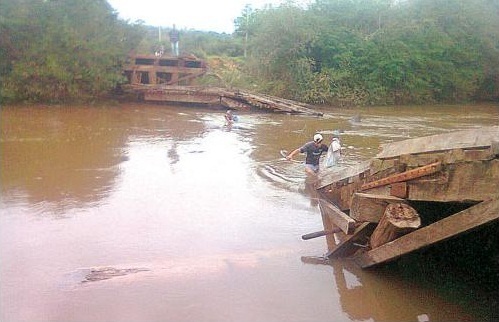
[1,103,498,322]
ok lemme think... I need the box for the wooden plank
[355,196,499,268]
[318,199,357,234]
[408,159,499,202]
[232,90,323,116]
[350,193,406,223]
[397,147,496,166]
[377,126,499,159]
[243,92,323,116]
[399,152,447,167]
[492,140,499,156]
[125,84,324,115]
[165,70,206,85]
[360,162,442,191]
[339,183,357,211]
[316,161,371,189]
[369,159,399,175]
[390,182,408,198]
[325,223,375,258]
[319,201,339,251]
[462,148,497,161]
[220,97,253,110]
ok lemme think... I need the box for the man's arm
[286,148,301,160]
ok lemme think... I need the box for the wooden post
[370,203,421,249]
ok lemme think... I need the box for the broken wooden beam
[369,203,421,249]
[325,222,375,258]
[360,161,442,191]
[318,199,357,234]
[354,196,499,268]
[349,193,407,223]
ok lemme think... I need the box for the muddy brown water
[1,103,498,322]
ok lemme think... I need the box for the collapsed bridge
[121,54,323,117]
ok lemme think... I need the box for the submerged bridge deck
[122,84,324,116]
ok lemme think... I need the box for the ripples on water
[1,103,497,322]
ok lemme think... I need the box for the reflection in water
[330,260,473,322]
[299,256,476,321]
[303,178,320,208]
[167,141,180,167]
[1,103,498,322]
[0,105,210,216]
[1,107,126,215]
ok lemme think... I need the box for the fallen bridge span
[121,84,324,116]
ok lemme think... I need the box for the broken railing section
[317,195,421,260]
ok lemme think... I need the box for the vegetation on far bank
[1,0,498,106]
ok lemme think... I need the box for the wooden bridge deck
[311,126,499,268]
[121,84,324,116]
[121,53,323,116]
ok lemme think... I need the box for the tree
[0,0,144,103]
[234,4,259,58]
[242,3,320,98]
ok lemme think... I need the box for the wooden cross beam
[360,161,442,191]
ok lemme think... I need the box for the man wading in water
[286,133,329,176]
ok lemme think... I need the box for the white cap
[313,133,323,142]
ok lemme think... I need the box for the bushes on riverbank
[233,0,499,106]
[1,0,498,106]
[0,0,143,104]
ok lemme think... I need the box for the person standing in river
[286,133,329,175]
[224,110,234,125]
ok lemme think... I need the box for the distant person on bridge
[169,24,180,56]
[286,133,329,175]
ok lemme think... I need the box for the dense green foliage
[236,0,499,105]
[1,0,498,105]
[0,0,144,103]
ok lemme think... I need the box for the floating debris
[81,267,150,283]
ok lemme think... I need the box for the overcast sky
[107,0,311,33]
